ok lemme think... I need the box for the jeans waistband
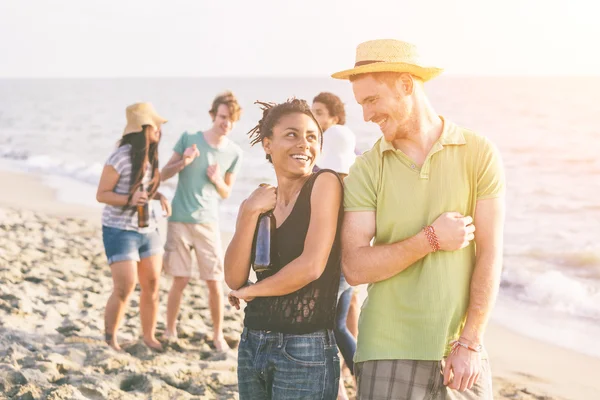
[242,327,336,346]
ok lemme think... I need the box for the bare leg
[104,261,137,351]
[166,276,190,338]
[138,254,163,350]
[206,279,228,351]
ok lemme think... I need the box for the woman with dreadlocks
[96,102,171,352]
[225,99,343,399]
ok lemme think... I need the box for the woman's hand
[129,189,148,206]
[228,286,256,310]
[244,184,276,215]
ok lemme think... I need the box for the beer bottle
[137,185,150,228]
[251,211,276,273]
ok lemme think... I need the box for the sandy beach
[1,169,599,399]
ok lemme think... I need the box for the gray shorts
[355,359,492,400]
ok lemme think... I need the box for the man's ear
[398,73,415,95]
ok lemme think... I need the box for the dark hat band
[354,60,384,67]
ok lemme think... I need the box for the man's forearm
[212,177,231,199]
[161,160,186,182]
[460,250,503,344]
[342,231,432,285]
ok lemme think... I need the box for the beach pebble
[45,385,88,400]
[0,364,27,394]
[12,383,44,400]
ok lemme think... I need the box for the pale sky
[0,0,597,77]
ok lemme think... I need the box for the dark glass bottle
[137,185,150,228]
[251,211,276,273]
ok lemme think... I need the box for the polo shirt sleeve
[344,153,377,211]
[173,132,188,155]
[476,138,505,200]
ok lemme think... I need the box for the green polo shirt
[344,118,504,362]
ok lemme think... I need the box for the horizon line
[1,73,600,79]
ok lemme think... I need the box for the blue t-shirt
[169,131,242,224]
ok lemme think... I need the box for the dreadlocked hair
[247,98,323,163]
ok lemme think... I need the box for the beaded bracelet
[423,225,440,252]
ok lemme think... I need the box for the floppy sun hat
[123,102,168,136]
[331,39,443,81]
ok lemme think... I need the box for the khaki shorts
[163,222,224,281]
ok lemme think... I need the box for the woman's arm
[224,185,277,290]
[232,172,342,300]
[96,165,130,206]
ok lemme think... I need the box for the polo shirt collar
[378,116,466,155]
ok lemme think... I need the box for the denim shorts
[237,327,340,399]
[102,225,164,265]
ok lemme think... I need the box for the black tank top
[243,169,343,334]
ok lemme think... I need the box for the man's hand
[431,212,475,251]
[206,163,221,184]
[183,144,200,166]
[443,345,482,391]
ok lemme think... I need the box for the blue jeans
[237,328,340,399]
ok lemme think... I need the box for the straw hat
[331,39,443,81]
[123,102,168,136]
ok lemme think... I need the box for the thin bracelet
[450,339,483,354]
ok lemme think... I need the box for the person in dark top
[225,98,343,399]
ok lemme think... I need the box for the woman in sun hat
[96,102,171,351]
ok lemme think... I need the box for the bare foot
[105,333,122,352]
[143,338,164,351]
[213,335,229,352]
[163,330,178,342]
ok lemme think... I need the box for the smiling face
[352,73,415,142]
[145,124,161,143]
[210,103,235,137]
[262,112,321,177]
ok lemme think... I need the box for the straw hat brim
[123,115,168,136]
[331,62,443,81]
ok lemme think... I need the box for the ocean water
[1,77,599,357]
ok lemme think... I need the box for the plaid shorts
[355,359,492,400]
